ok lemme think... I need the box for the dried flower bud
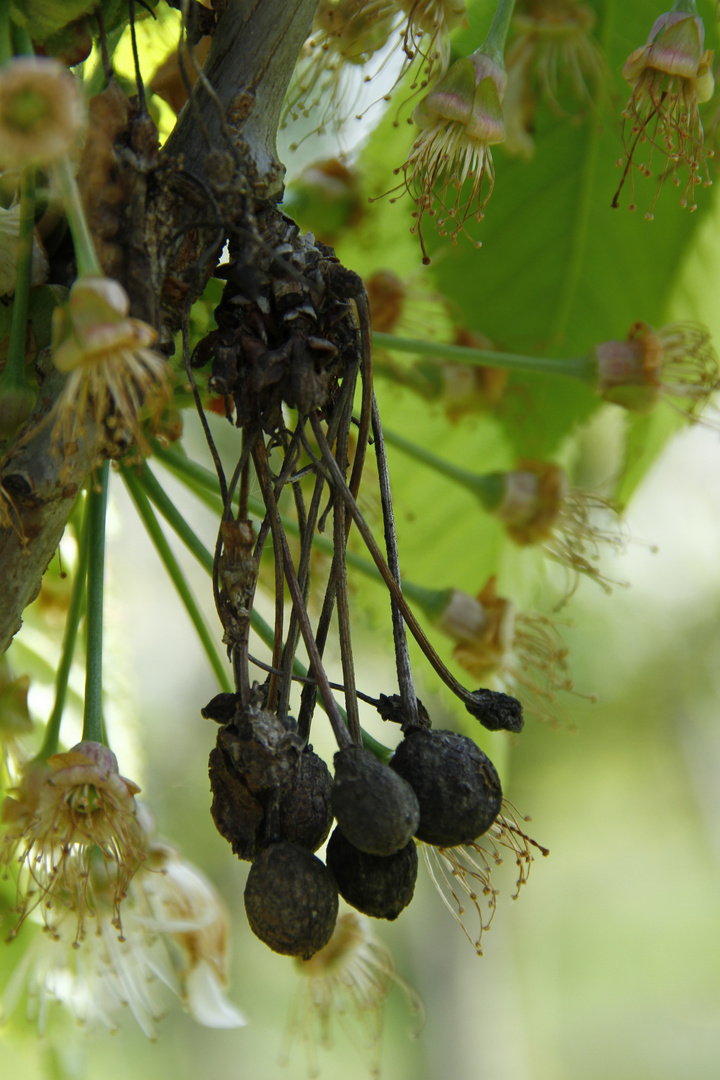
[332,745,420,856]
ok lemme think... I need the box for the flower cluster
[1,835,245,1036]
[284,0,468,142]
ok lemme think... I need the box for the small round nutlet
[331,745,420,856]
[244,842,338,960]
[390,730,502,847]
[326,826,417,921]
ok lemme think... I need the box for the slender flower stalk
[52,153,102,279]
[374,325,720,425]
[83,462,109,747]
[122,468,233,693]
[382,429,625,596]
[0,166,37,440]
[372,329,595,381]
[36,495,91,764]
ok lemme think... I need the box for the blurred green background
[3,0,720,1076]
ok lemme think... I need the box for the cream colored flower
[0,57,86,171]
[284,1,467,145]
[0,837,245,1037]
[50,276,168,459]
[488,461,625,599]
[286,911,423,1076]
[504,0,609,157]
[1,741,144,942]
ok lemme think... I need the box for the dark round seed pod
[390,729,502,847]
[326,826,417,921]
[331,745,420,856]
[277,749,333,853]
[244,842,338,959]
[209,713,332,859]
[208,740,263,861]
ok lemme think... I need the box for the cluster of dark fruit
[206,689,509,960]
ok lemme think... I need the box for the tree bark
[0,0,317,655]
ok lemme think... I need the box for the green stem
[372,331,595,382]
[82,462,109,745]
[36,495,90,762]
[0,166,36,435]
[671,0,698,15]
[134,462,217,572]
[480,0,517,65]
[381,426,505,508]
[122,468,233,693]
[400,580,454,621]
[10,24,34,56]
[0,7,12,64]
[133,456,392,761]
[52,154,102,278]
